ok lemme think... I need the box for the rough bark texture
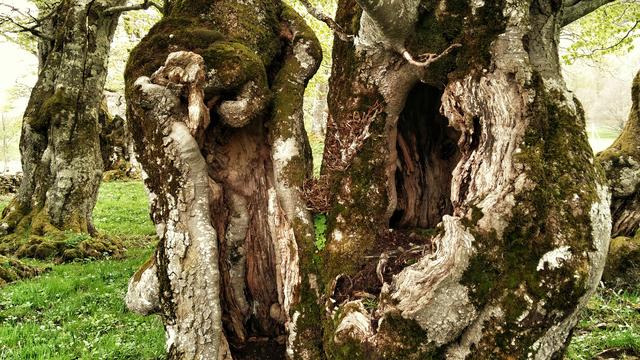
[99,93,138,180]
[0,0,125,258]
[126,0,612,359]
[597,70,640,238]
[124,1,322,358]
[320,0,611,358]
[596,70,640,288]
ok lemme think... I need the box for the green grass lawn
[0,180,638,358]
[0,181,164,359]
[567,288,640,359]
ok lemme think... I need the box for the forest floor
[0,180,637,359]
[0,181,164,359]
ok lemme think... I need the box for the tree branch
[582,19,640,56]
[0,15,54,41]
[296,0,353,42]
[402,43,462,67]
[562,0,616,27]
[104,0,161,15]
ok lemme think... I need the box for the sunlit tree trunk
[0,0,125,254]
[126,0,612,359]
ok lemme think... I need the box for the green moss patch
[0,232,125,262]
[0,255,45,287]
[603,235,640,289]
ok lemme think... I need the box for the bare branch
[402,43,462,68]
[562,0,616,27]
[0,3,60,41]
[104,0,161,15]
[296,0,354,42]
[0,15,54,41]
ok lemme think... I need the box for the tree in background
[561,0,640,134]
[124,0,616,358]
[0,0,158,260]
[562,1,640,288]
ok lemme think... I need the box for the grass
[567,288,640,359]
[93,181,155,237]
[0,181,639,358]
[0,180,165,359]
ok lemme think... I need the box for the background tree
[596,69,640,288]
[0,0,157,260]
[126,0,615,359]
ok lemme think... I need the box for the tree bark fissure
[320,0,611,358]
[125,2,323,358]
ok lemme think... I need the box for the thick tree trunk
[99,93,138,180]
[126,0,611,359]
[597,70,640,287]
[124,1,322,358]
[597,70,640,238]
[0,0,125,258]
[319,0,610,358]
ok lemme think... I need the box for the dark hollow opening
[391,83,461,229]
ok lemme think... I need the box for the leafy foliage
[562,1,640,64]
[313,214,327,251]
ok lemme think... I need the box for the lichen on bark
[125,1,323,358]
[0,0,127,261]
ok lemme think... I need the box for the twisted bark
[125,1,322,358]
[126,0,611,358]
[598,70,640,238]
[321,0,610,358]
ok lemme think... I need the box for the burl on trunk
[125,0,611,359]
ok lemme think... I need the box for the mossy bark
[0,0,126,258]
[602,234,640,288]
[124,1,323,358]
[320,0,611,358]
[126,0,611,359]
[597,70,640,238]
[99,95,138,181]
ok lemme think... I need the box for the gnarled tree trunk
[124,1,322,358]
[320,1,610,358]
[597,70,640,238]
[99,92,138,180]
[0,0,125,253]
[597,69,640,287]
[126,0,612,359]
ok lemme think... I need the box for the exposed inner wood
[392,83,461,229]
[202,118,284,350]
